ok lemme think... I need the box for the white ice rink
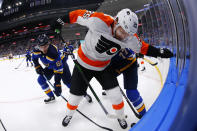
[0,55,169,131]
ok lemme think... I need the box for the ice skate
[44,96,55,104]
[62,115,72,127]
[84,94,92,103]
[117,118,127,129]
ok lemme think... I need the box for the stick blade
[151,62,158,66]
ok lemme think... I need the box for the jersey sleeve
[133,34,162,58]
[45,45,59,64]
[47,45,63,74]
[125,35,142,53]
[132,34,149,55]
[60,9,114,31]
[32,49,42,68]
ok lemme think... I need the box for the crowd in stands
[0,38,81,58]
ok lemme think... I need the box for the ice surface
[0,56,169,131]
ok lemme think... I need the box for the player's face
[114,26,130,41]
[39,44,49,54]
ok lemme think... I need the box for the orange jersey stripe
[112,101,124,110]
[140,41,149,55]
[67,102,78,110]
[134,33,149,55]
[55,84,61,87]
[78,46,111,67]
[35,65,41,69]
[69,9,87,23]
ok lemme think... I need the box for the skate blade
[44,100,56,104]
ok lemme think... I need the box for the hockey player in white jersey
[55,8,173,129]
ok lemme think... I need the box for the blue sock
[126,89,146,116]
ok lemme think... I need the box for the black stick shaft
[0,119,7,131]
[118,87,142,119]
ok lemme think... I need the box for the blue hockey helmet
[36,34,49,46]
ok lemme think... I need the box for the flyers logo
[83,11,94,19]
[95,36,121,55]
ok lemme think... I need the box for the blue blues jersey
[26,50,32,57]
[32,44,63,74]
[62,45,74,60]
[109,48,137,73]
[63,45,74,53]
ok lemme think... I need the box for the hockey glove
[53,84,62,97]
[159,48,174,58]
[50,18,63,33]
[35,65,44,75]
[146,45,173,58]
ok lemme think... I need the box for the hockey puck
[130,123,136,128]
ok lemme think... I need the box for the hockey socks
[126,89,146,116]
[38,75,55,98]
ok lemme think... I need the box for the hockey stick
[118,87,142,119]
[0,119,7,131]
[143,58,158,66]
[43,75,113,131]
[15,57,25,69]
[59,36,125,119]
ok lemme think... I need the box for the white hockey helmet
[115,8,138,35]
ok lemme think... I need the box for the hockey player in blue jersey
[32,34,68,103]
[62,42,74,60]
[25,49,33,67]
[32,34,92,103]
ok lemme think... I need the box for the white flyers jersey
[68,9,142,71]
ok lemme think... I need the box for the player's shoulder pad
[46,44,59,61]
[91,12,114,27]
[32,48,41,55]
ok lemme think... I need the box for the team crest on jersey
[110,47,118,53]
[83,11,94,19]
[95,35,121,55]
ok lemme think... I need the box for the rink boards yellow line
[0,57,25,62]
